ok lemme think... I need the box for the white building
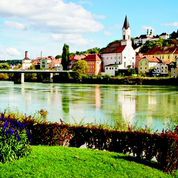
[101,16,136,76]
[133,31,170,46]
[22,51,32,70]
[40,58,52,69]
[153,63,169,76]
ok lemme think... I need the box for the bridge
[0,70,74,84]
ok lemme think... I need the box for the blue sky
[0,0,178,59]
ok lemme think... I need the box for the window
[132,62,135,68]
[168,55,170,59]
[124,62,126,68]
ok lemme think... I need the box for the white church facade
[101,16,136,76]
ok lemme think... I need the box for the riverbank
[1,72,178,85]
[0,146,175,178]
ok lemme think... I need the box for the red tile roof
[145,46,178,55]
[135,54,161,68]
[101,41,126,54]
[101,45,126,54]
[70,54,86,61]
[146,56,161,63]
[84,54,101,61]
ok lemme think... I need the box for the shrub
[0,113,177,173]
[0,117,31,163]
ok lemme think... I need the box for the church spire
[122,15,130,29]
[121,16,131,46]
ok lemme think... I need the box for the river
[0,81,177,131]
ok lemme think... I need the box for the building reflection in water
[7,82,177,131]
[95,85,101,109]
[118,90,136,126]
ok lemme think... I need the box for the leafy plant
[0,118,31,163]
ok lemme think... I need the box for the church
[101,16,136,76]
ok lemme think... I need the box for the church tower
[121,16,132,46]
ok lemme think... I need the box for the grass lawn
[0,146,176,178]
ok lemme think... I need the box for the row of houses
[21,16,178,77]
[133,31,170,46]
[136,54,178,76]
[22,51,62,71]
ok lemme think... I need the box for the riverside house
[144,46,178,64]
[84,54,102,75]
[136,54,161,75]
[22,51,32,70]
[136,54,169,76]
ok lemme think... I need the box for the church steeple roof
[122,16,130,29]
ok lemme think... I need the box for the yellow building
[144,46,178,64]
[136,54,161,74]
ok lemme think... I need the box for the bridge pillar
[14,73,25,84]
[50,73,53,83]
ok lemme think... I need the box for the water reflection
[0,81,177,130]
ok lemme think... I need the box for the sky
[0,0,178,60]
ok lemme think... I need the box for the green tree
[140,41,157,53]
[61,44,70,70]
[72,60,89,74]
[0,63,10,69]
[0,63,10,80]
[55,55,61,59]
[87,47,100,54]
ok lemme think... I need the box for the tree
[0,63,10,69]
[72,60,89,74]
[55,55,61,59]
[87,47,100,54]
[61,44,70,70]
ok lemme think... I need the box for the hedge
[0,114,177,173]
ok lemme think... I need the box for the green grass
[0,146,176,178]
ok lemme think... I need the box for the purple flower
[6,128,15,136]
[3,121,9,130]
[16,134,21,141]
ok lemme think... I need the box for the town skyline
[0,0,178,60]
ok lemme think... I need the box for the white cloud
[164,22,178,27]
[51,33,90,46]
[5,48,21,57]
[0,0,103,33]
[4,21,27,30]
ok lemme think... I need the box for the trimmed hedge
[1,114,178,173]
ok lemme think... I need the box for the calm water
[0,81,178,131]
